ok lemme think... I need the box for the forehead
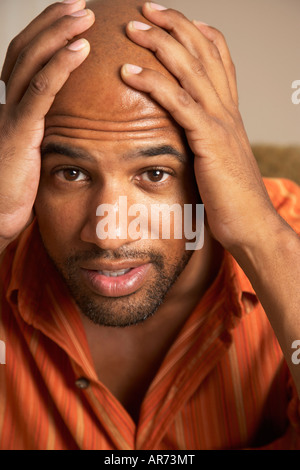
[45,59,185,148]
[46,75,173,127]
[44,92,185,153]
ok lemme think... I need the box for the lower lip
[81,264,152,297]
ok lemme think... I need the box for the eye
[140,169,171,183]
[56,168,88,182]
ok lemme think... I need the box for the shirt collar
[6,220,97,380]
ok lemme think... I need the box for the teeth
[98,268,132,277]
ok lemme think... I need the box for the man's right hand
[0,0,95,252]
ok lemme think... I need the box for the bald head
[47,0,174,122]
[84,0,166,73]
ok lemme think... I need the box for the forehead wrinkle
[45,114,175,131]
[44,114,183,142]
[43,129,181,143]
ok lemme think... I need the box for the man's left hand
[121,2,282,254]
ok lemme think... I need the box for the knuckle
[190,59,207,78]
[161,9,188,34]
[175,87,192,108]
[167,8,186,23]
[153,29,174,55]
[156,27,173,45]
[209,26,226,43]
[35,1,83,27]
[29,71,49,96]
[7,35,22,55]
[41,2,67,17]
[49,13,71,28]
[45,20,62,39]
[206,43,221,62]
[15,46,30,67]
[48,15,80,43]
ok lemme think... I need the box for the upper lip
[80,261,150,272]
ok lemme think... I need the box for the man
[0,0,299,450]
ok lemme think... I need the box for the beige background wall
[0,0,299,145]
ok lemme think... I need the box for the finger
[16,39,90,135]
[6,8,95,105]
[0,0,86,83]
[141,3,235,109]
[193,22,239,106]
[121,64,208,144]
[126,21,223,114]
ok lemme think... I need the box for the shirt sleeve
[260,178,300,449]
[263,177,300,235]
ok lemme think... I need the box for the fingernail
[130,21,152,31]
[147,2,167,10]
[123,64,143,75]
[62,0,81,4]
[71,9,90,16]
[67,38,89,51]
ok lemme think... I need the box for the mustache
[65,245,165,270]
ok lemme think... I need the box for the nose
[80,187,147,251]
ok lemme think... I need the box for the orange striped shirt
[0,178,300,450]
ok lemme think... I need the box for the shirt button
[75,377,90,390]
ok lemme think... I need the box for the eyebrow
[41,142,187,164]
[41,143,92,161]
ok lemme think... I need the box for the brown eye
[56,168,87,182]
[141,170,170,183]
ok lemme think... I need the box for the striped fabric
[0,178,300,450]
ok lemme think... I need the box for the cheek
[165,238,187,262]
[34,190,87,254]
[153,209,189,262]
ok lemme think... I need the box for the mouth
[80,263,152,297]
